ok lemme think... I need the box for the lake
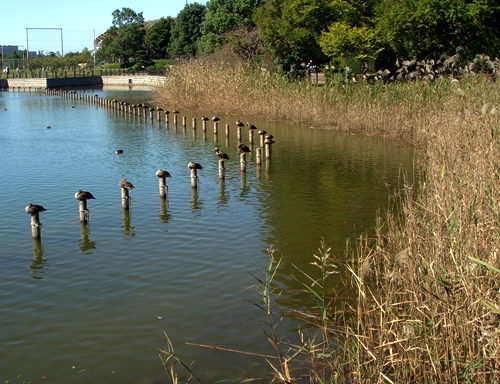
[0,87,415,383]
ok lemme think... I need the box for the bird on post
[74,190,95,201]
[156,169,172,178]
[188,162,203,170]
[246,122,257,130]
[236,120,245,127]
[118,179,135,190]
[258,129,267,136]
[172,110,179,115]
[201,116,209,122]
[212,116,220,122]
[215,147,230,160]
[265,134,274,140]
[25,203,46,215]
[238,143,251,154]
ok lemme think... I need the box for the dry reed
[155,58,500,382]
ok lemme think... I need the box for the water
[0,88,415,383]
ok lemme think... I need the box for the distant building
[1,45,37,58]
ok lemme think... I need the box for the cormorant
[188,162,203,170]
[215,147,230,160]
[118,179,135,190]
[115,149,123,154]
[238,143,251,153]
[212,116,220,122]
[25,203,46,214]
[156,169,172,178]
[246,122,257,130]
[74,190,96,200]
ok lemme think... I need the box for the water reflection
[121,209,135,238]
[78,222,96,253]
[218,179,229,208]
[30,238,47,279]
[240,172,250,198]
[191,188,202,211]
[159,198,171,223]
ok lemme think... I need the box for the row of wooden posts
[27,88,278,239]
[41,88,276,157]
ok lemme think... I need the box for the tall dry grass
[155,58,500,382]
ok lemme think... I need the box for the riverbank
[0,75,166,91]
[154,58,500,383]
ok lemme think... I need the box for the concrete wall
[0,75,166,90]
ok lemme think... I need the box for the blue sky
[1,0,208,54]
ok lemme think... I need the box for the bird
[246,122,257,130]
[188,162,203,170]
[212,116,220,122]
[156,169,172,178]
[215,147,230,160]
[238,143,251,153]
[115,149,123,154]
[74,190,96,200]
[46,125,51,129]
[201,116,209,122]
[4,108,7,111]
[25,203,46,214]
[172,110,179,114]
[258,129,267,135]
[118,179,135,190]
[236,120,245,127]
[265,134,274,140]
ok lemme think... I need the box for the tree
[253,0,335,63]
[375,0,500,61]
[112,7,144,28]
[97,8,146,66]
[198,0,257,54]
[169,3,206,57]
[145,17,175,59]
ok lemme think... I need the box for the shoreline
[0,75,166,91]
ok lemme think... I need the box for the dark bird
[246,122,257,130]
[156,169,172,178]
[25,203,46,214]
[74,190,95,200]
[258,130,267,135]
[172,110,179,114]
[164,110,170,115]
[215,147,230,160]
[236,120,245,127]
[212,116,220,122]
[201,116,209,122]
[4,108,7,111]
[156,107,163,111]
[115,149,123,154]
[46,125,51,129]
[118,179,135,190]
[188,162,203,170]
[265,134,274,140]
[238,143,251,153]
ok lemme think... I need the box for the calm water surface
[0,87,414,383]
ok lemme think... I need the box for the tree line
[29,0,500,75]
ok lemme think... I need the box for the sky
[1,0,208,55]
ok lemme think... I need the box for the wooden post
[256,147,263,165]
[214,122,218,135]
[25,203,46,239]
[237,126,242,141]
[173,114,178,125]
[79,200,88,223]
[190,168,198,188]
[202,118,207,131]
[156,169,171,199]
[219,159,225,179]
[149,108,154,120]
[225,124,230,137]
[240,153,246,172]
[265,142,273,159]
[121,188,130,209]
[249,129,254,144]
[183,116,187,127]
[31,212,42,238]
[165,111,170,124]
[192,117,197,129]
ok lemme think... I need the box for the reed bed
[155,58,500,382]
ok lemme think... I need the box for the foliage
[111,7,144,28]
[375,0,500,61]
[145,17,175,59]
[168,3,206,57]
[198,0,256,54]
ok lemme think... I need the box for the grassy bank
[155,59,500,383]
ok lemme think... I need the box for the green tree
[375,0,500,60]
[198,0,256,54]
[169,3,206,57]
[112,7,145,28]
[145,17,175,59]
[253,0,335,63]
[97,8,146,66]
